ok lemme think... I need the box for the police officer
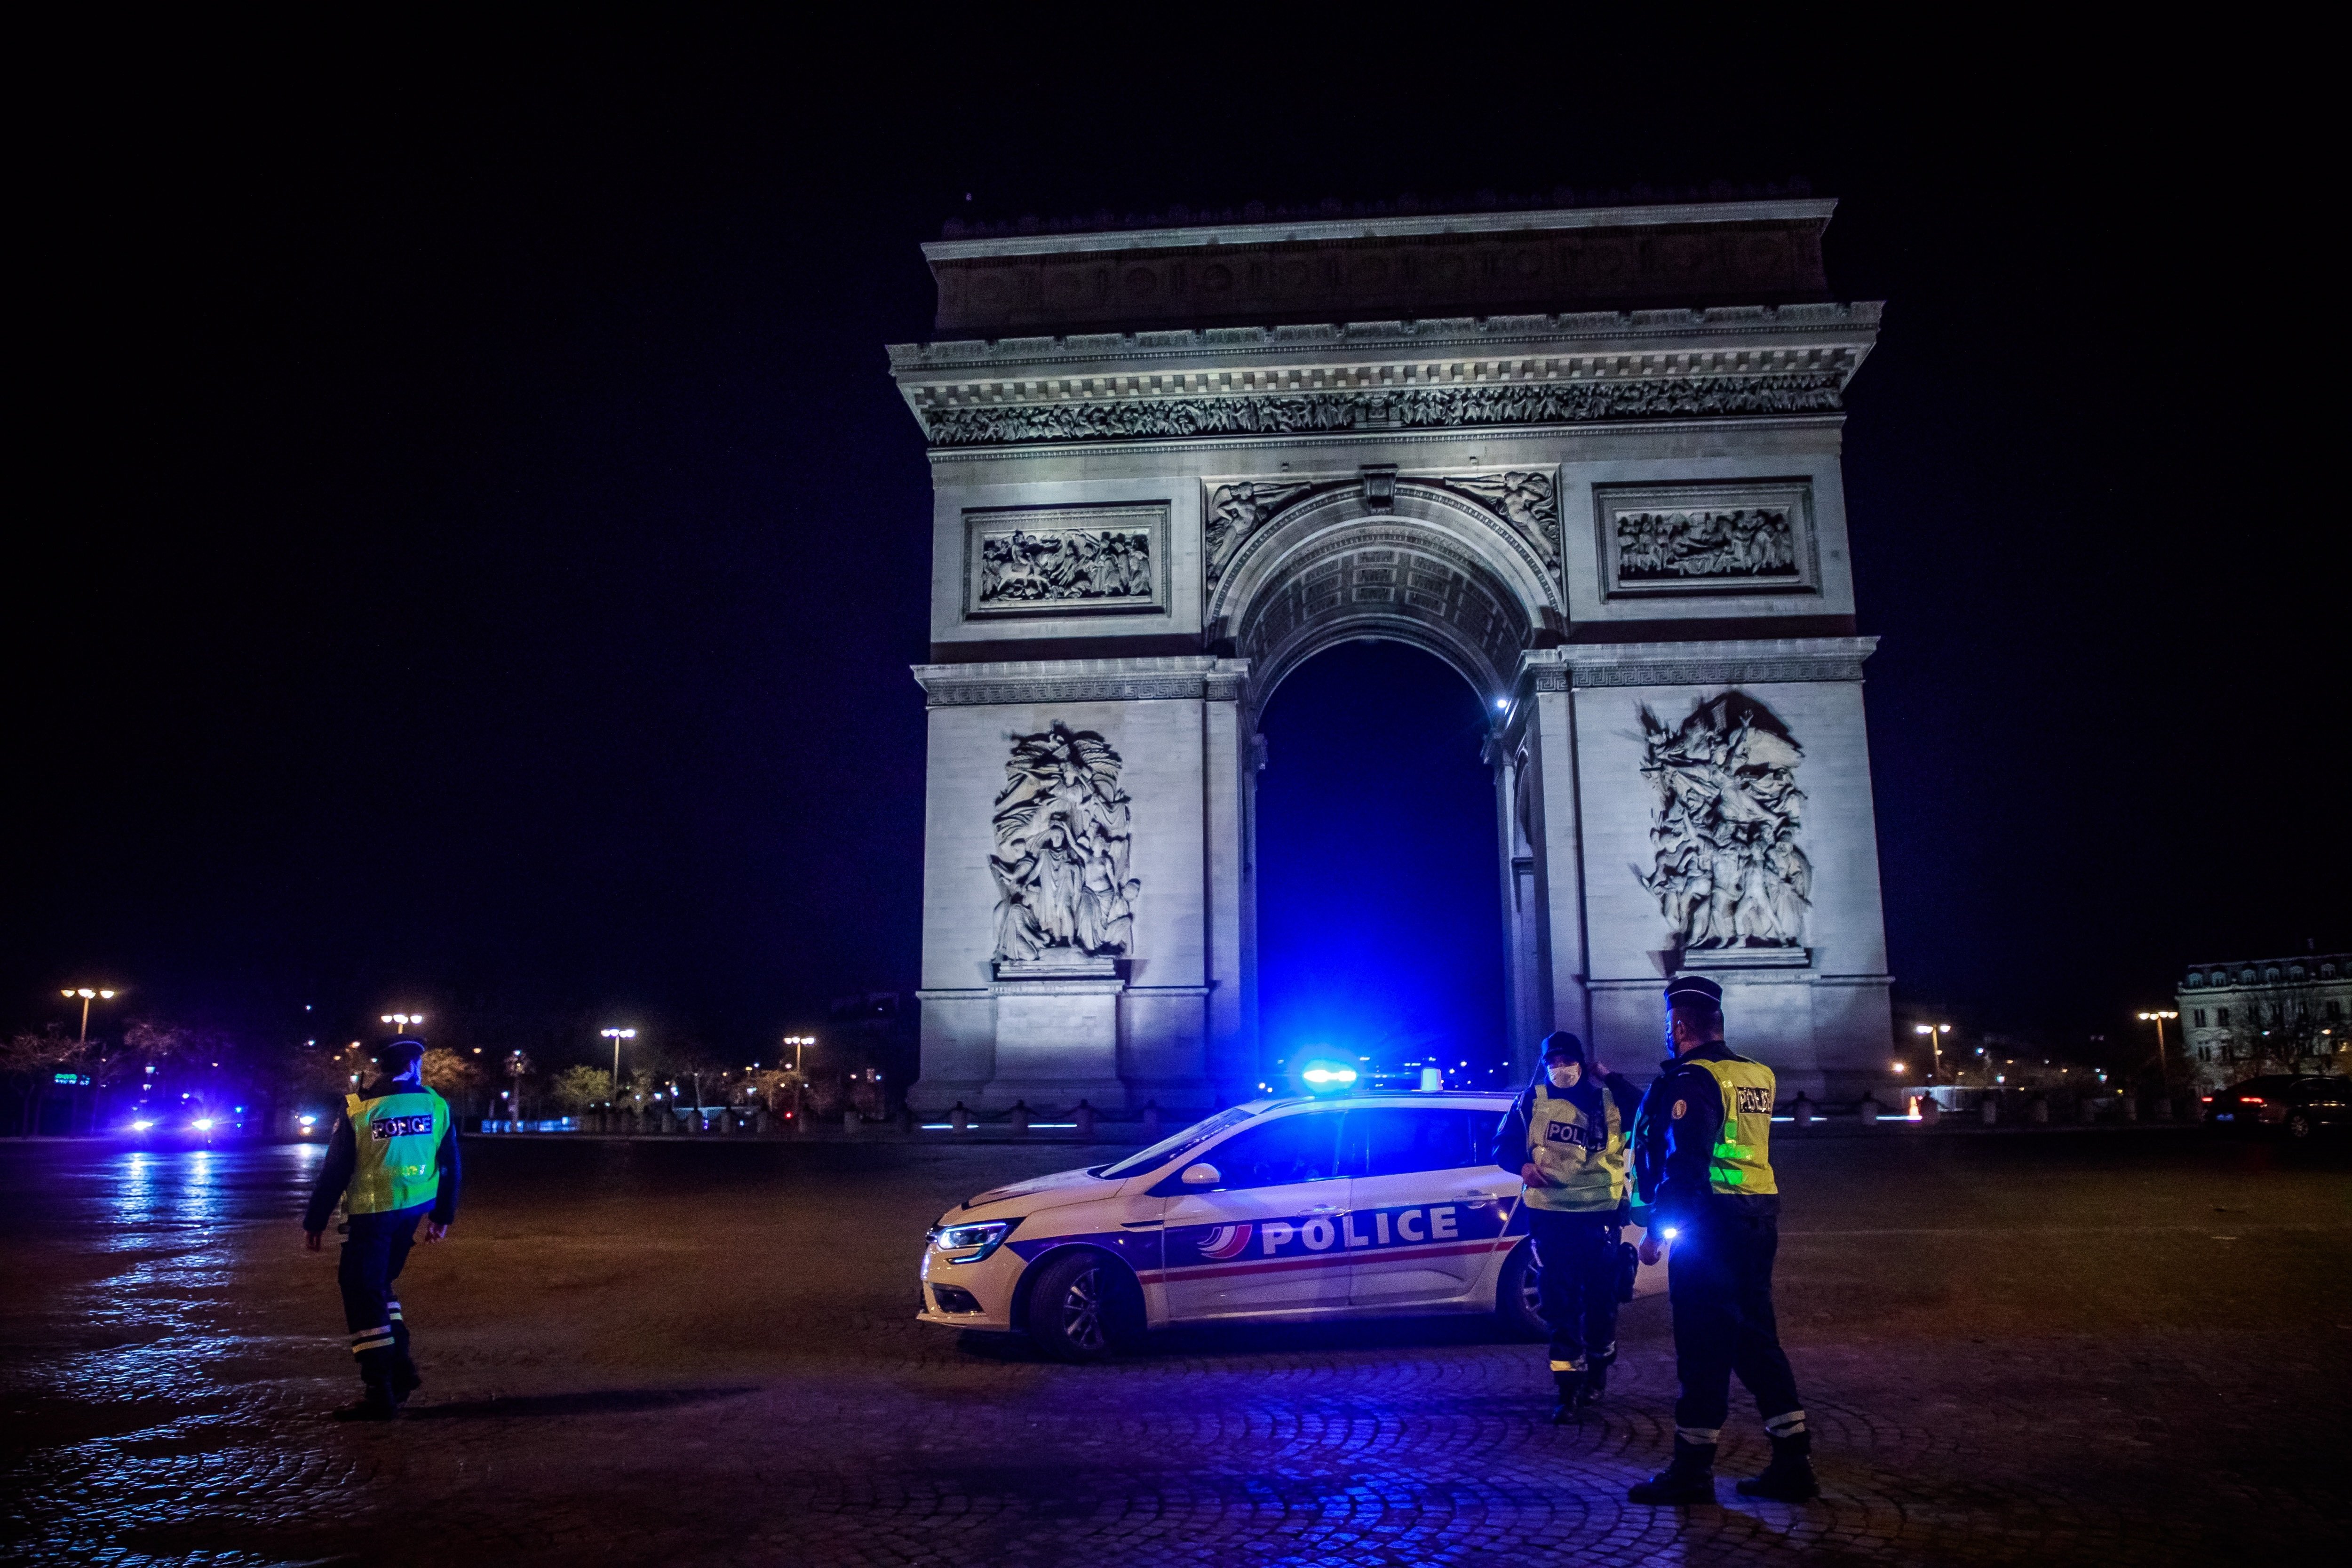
[1492,1030,1643,1422]
[301,1035,460,1421]
[1627,975,1818,1504]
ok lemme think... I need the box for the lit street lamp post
[381,1011,425,1034]
[62,987,119,1043]
[2138,1010,2179,1081]
[1913,1022,1951,1080]
[602,1028,636,1104]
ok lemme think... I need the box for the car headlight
[930,1219,1015,1263]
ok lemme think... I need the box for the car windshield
[1099,1106,1261,1178]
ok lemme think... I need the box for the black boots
[1577,1362,1607,1409]
[1628,1437,1717,1504]
[334,1348,402,1421]
[1735,1431,1820,1501]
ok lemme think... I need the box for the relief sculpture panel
[991,724,1139,964]
[965,504,1167,617]
[1635,692,1811,957]
[1595,481,1817,598]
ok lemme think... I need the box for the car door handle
[1303,1203,1343,1214]
[1463,1190,1501,1200]
[1120,1219,1162,1229]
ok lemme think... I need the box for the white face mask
[1546,1061,1581,1088]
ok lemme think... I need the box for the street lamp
[601,1028,636,1098]
[2137,1010,2179,1078]
[381,1012,425,1033]
[61,988,119,1043]
[783,1035,815,1074]
[1913,1022,1951,1079]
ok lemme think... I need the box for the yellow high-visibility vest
[1690,1055,1779,1196]
[345,1088,449,1214]
[1523,1084,1627,1212]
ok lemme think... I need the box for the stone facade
[891,199,1898,1110]
[2175,954,2352,1089]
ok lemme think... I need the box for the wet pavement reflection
[4,1130,2347,1567]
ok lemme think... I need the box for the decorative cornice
[1519,636,1877,691]
[889,302,1878,374]
[912,655,1251,708]
[920,372,1846,448]
[922,199,1840,261]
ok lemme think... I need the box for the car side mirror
[1180,1162,1221,1186]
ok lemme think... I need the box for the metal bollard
[1009,1101,1030,1135]
[1982,1097,2000,1126]
[1075,1099,1096,1139]
[2122,1095,2139,1122]
[951,1102,970,1133]
[1918,1096,1941,1127]
[1142,1101,1162,1139]
[2029,1098,2050,1124]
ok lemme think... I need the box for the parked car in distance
[2201,1075,2352,1139]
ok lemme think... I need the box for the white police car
[918,1091,1556,1360]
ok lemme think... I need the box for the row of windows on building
[2195,1040,2349,1063]
[2189,1001,2346,1029]
[2185,962,2342,987]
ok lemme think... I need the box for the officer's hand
[424,1222,448,1243]
[1637,1235,1665,1267]
[303,1229,322,1253]
[1519,1161,1548,1187]
[1592,1058,1611,1080]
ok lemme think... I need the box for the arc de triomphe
[889,198,1894,1111]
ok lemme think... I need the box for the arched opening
[1253,638,1510,1091]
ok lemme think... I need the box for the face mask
[1547,1062,1581,1088]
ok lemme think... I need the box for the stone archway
[1210,477,1561,711]
[896,199,1896,1113]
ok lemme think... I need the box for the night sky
[12,26,2339,1069]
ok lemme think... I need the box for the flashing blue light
[1494,698,1508,711]
[1296,1054,1359,1094]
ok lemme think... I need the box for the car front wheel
[1025,1250,1135,1362]
[1494,1241,1548,1340]
[2286,1111,2315,1140]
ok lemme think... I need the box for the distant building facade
[2176,955,2351,1088]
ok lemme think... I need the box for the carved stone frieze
[921,371,1846,447]
[1636,691,1811,956]
[1430,470,1559,568]
[1204,479,1322,582]
[991,723,1137,964]
[1596,481,1816,598]
[964,504,1168,617]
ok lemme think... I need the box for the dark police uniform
[303,1050,459,1418]
[1629,974,1816,1504]
[1491,1031,1642,1417]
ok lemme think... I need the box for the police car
[918,1091,1558,1360]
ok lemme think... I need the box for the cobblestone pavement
[4,1127,2347,1566]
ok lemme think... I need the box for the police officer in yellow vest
[1627,974,1818,1504]
[301,1035,460,1421]
[1492,1030,1643,1422]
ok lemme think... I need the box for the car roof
[1246,1091,1514,1114]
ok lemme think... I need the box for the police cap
[1663,974,1724,1010]
[1538,1031,1586,1065]
[381,1036,426,1066]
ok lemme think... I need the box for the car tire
[1494,1240,1548,1340]
[2286,1111,2314,1140]
[1025,1250,1136,1363]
